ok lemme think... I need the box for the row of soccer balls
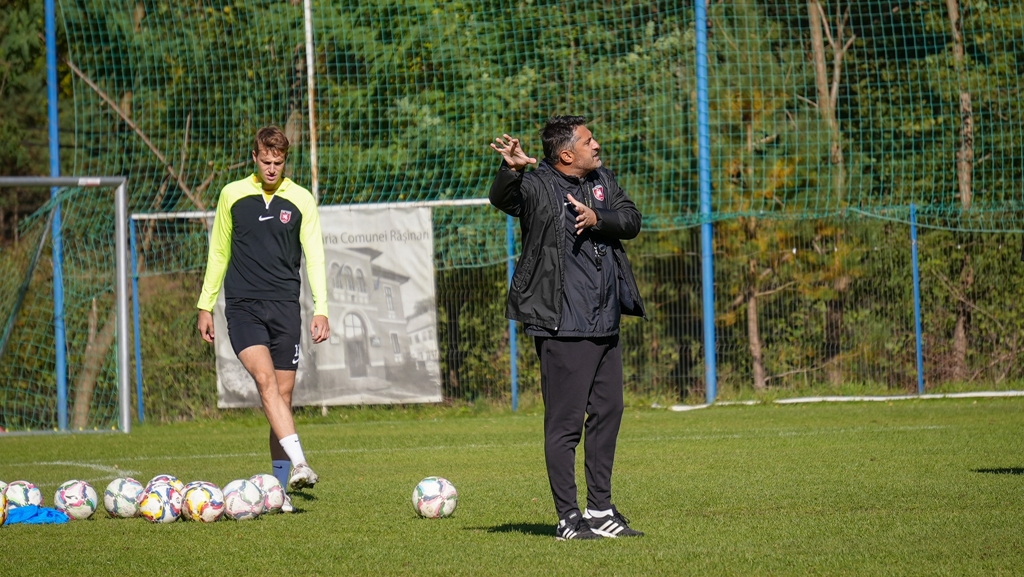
[2,474,459,524]
[0,474,286,524]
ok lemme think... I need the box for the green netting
[0,190,123,432]
[4,0,1024,428]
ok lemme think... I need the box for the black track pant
[535,335,624,519]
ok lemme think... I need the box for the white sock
[278,434,307,467]
[586,508,613,518]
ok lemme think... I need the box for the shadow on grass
[973,468,1024,475]
[287,490,317,512]
[475,523,553,537]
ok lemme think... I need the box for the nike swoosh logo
[259,215,274,221]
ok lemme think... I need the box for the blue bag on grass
[4,505,70,525]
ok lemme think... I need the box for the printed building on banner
[216,205,442,407]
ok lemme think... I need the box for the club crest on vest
[593,185,605,202]
[280,210,292,224]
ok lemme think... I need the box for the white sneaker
[288,462,319,490]
[281,494,295,513]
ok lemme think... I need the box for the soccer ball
[52,480,78,510]
[222,479,265,521]
[146,474,185,495]
[182,483,224,523]
[412,476,458,518]
[181,480,208,497]
[4,480,43,509]
[138,483,182,523]
[249,473,285,513]
[104,478,144,518]
[54,480,98,520]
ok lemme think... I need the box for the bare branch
[754,281,796,299]
[66,59,207,211]
[928,268,1006,335]
[179,112,192,187]
[796,94,819,108]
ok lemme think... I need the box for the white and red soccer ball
[249,473,285,514]
[222,479,265,521]
[53,479,98,520]
[412,476,458,518]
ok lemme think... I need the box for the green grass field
[1,398,1022,576]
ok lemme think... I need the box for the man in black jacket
[489,115,646,540]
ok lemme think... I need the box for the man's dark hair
[542,115,587,160]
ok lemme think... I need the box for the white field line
[0,461,142,488]
[3,423,948,484]
[670,390,1024,411]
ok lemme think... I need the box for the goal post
[0,176,131,433]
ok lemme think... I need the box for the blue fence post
[506,214,518,412]
[45,0,69,431]
[129,218,145,422]
[696,0,717,403]
[910,204,925,395]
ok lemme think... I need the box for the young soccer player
[196,126,330,512]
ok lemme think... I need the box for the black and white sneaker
[584,506,644,537]
[555,511,603,541]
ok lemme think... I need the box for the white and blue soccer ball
[4,480,43,509]
[54,479,98,520]
[222,479,265,521]
[412,476,458,518]
[146,474,185,495]
[249,473,285,514]
[182,482,224,523]
[138,483,182,523]
[104,477,144,518]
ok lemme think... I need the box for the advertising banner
[215,205,442,407]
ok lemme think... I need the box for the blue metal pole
[45,0,69,430]
[129,218,144,422]
[695,0,717,403]
[910,204,925,395]
[506,215,518,412]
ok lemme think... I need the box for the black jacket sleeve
[489,162,526,217]
[591,171,641,240]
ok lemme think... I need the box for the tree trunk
[946,0,974,210]
[739,216,768,392]
[747,265,767,392]
[946,0,973,385]
[807,0,846,204]
[71,298,117,430]
[825,298,843,385]
[952,249,973,381]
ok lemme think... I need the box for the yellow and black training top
[196,175,329,317]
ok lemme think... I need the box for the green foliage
[4,0,1024,425]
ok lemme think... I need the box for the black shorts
[225,298,301,371]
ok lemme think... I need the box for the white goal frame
[0,176,131,433]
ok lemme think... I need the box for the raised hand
[490,134,537,172]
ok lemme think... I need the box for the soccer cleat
[555,511,603,541]
[584,506,644,537]
[288,463,319,490]
[280,494,295,513]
